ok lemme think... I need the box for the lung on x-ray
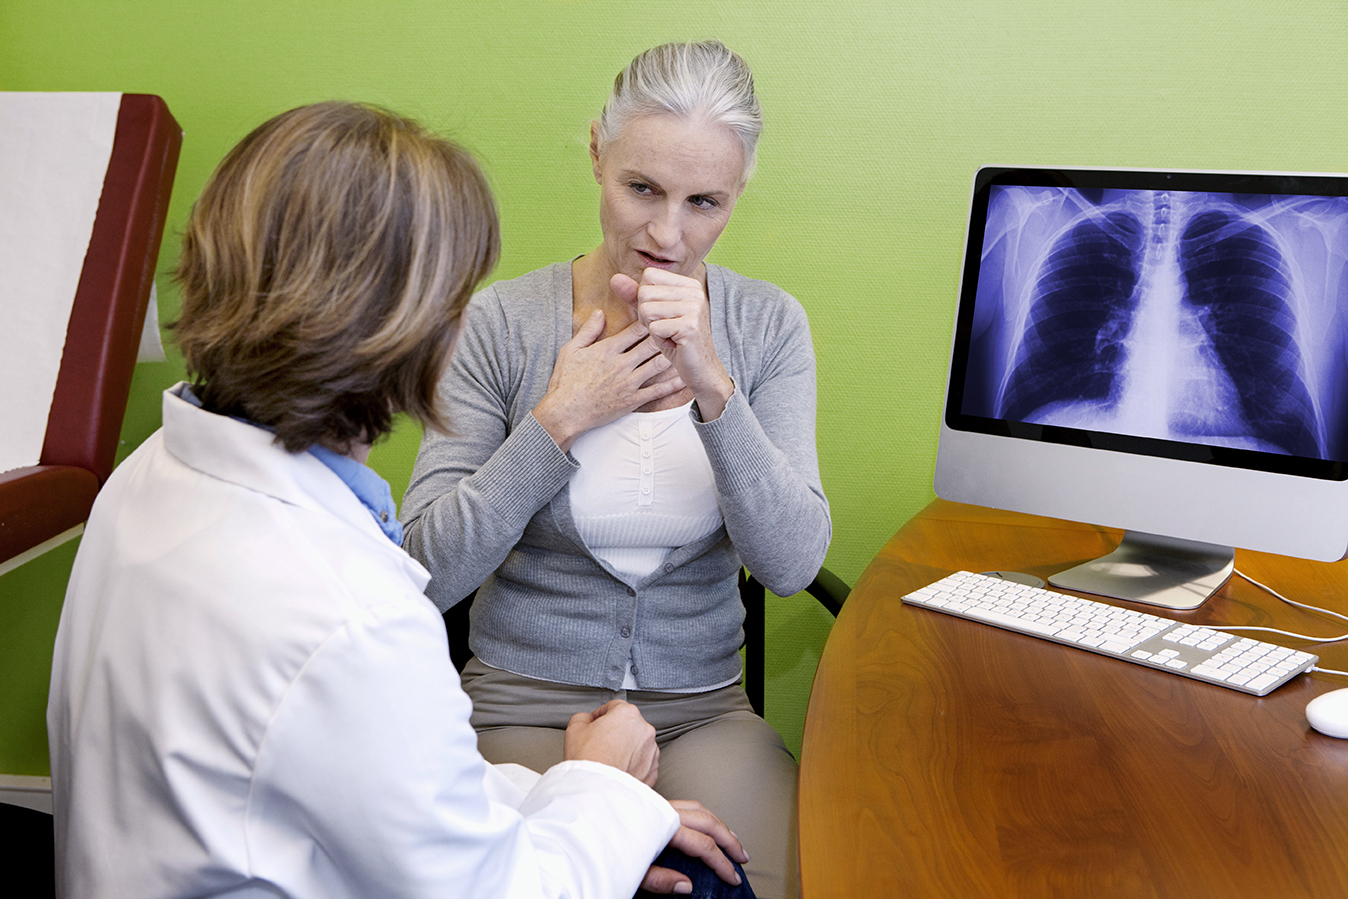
[960,184,1348,463]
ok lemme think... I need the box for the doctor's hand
[533,309,685,452]
[563,700,660,787]
[640,800,751,894]
[611,269,734,421]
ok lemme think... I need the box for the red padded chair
[0,94,181,575]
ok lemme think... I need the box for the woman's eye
[629,182,652,195]
[690,196,718,210]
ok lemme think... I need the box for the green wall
[3,0,1346,771]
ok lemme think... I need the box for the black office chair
[443,567,849,717]
[0,802,55,898]
[738,567,848,716]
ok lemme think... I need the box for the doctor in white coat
[46,101,747,899]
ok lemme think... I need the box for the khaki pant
[461,657,799,899]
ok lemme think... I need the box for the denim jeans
[634,847,758,899]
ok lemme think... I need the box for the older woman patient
[402,41,831,899]
[46,101,747,899]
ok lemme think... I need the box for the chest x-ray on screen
[961,186,1348,463]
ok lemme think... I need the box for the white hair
[595,40,763,184]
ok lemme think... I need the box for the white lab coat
[47,385,678,898]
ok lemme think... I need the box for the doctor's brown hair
[174,101,499,453]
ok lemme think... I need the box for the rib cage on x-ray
[998,210,1143,424]
[1180,210,1319,457]
[983,187,1348,460]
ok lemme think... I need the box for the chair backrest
[741,568,848,716]
[444,590,476,673]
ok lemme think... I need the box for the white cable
[1237,569,1348,625]
[1311,666,1348,678]
[1205,624,1348,643]
[1200,568,1348,644]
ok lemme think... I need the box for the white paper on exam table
[0,92,122,474]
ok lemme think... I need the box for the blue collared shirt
[306,443,403,546]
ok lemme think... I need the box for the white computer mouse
[1306,688,1348,738]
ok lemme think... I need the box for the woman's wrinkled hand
[611,269,734,421]
[562,699,660,786]
[532,309,686,451]
[639,800,751,894]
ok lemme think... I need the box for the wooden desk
[799,500,1348,898]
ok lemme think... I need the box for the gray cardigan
[401,262,830,691]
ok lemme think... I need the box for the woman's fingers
[625,269,733,418]
[637,798,752,894]
[534,315,682,448]
[573,307,607,344]
[638,864,693,895]
[610,271,640,306]
[631,270,705,329]
[562,700,660,786]
[669,800,749,865]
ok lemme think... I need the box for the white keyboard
[903,570,1317,696]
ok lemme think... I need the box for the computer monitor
[935,166,1348,609]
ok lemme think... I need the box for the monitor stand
[1048,531,1234,610]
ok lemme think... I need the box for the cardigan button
[621,627,631,638]
[663,563,674,573]
[626,587,636,597]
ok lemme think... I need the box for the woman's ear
[589,122,602,183]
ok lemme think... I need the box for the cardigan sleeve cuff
[471,413,578,526]
[691,386,780,494]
